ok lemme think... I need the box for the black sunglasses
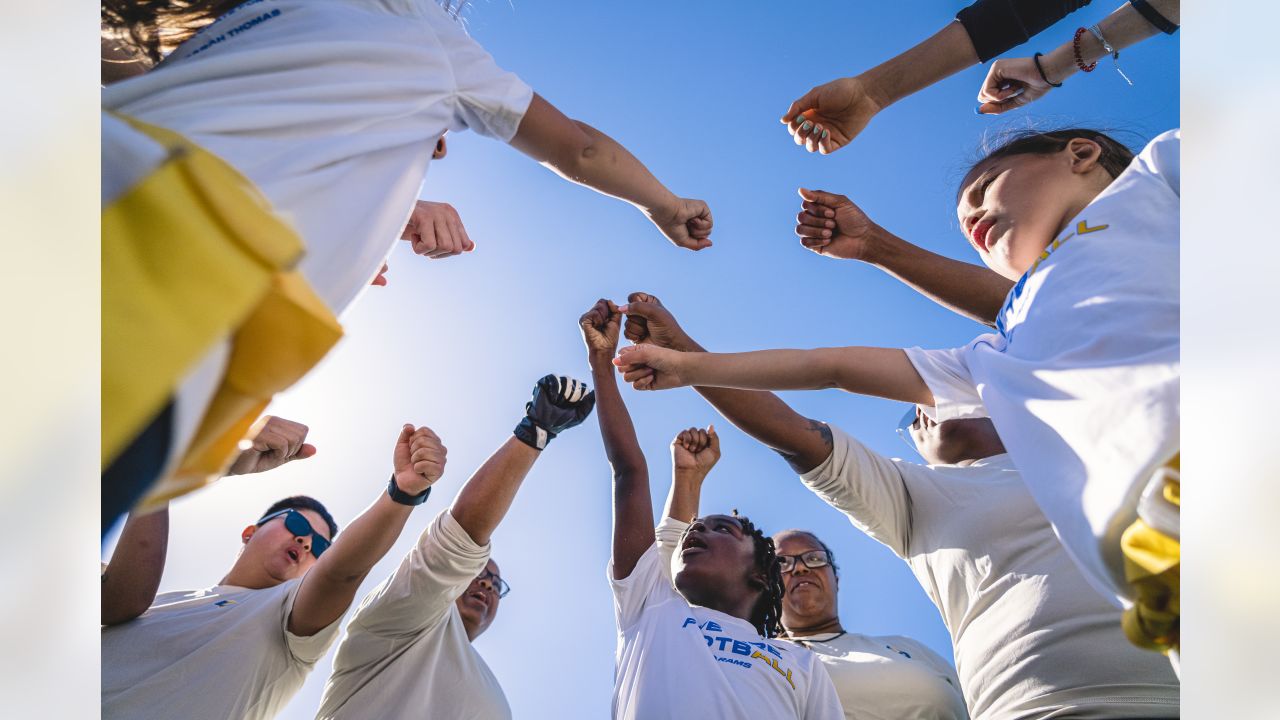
[256,509,331,559]
[777,549,831,574]
[477,568,511,599]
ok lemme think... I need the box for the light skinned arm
[288,425,446,636]
[795,189,1012,326]
[622,294,835,474]
[783,21,979,153]
[615,342,933,406]
[101,507,169,625]
[978,1,1180,113]
[509,94,713,250]
[581,300,653,580]
[448,437,539,546]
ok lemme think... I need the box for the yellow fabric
[1120,454,1180,654]
[103,116,343,512]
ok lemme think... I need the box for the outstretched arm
[455,375,596,545]
[510,94,713,251]
[289,424,446,636]
[978,1,1180,113]
[662,426,721,523]
[616,343,933,408]
[795,189,1012,326]
[581,300,653,579]
[622,294,835,474]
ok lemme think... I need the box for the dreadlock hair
[732,510,785,639]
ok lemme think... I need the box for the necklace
[789,630,847,648]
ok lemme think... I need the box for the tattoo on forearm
[774,419,834,473]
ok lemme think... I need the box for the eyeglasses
[255,509,331,559]
[476,568,511,599]
[894,406,921,459]
[777,549,831,574]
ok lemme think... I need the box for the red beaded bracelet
[1072,27,1098,73]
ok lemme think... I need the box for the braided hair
[732,510,785,639]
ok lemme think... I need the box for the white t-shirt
[102,578,343,720]
[611,538,843,720]
[103,0,534,317]
[317,510,508,719]
[905,129,1180,605]
[655,518,965,720]
[801,426,1181,719]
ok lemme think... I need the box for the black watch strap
[387,473,432,506]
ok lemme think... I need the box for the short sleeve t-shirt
[610,542,843,720]
[800,425,1180,719]
[317,509,507,719]
[103,0,535,317]
[102,578,343,720]
[654,518,964,720]
[905,129,1180,605]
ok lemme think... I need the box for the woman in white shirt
[614,292,1181,719]
[580,299,843,720]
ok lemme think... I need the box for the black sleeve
[957,0,1093,62]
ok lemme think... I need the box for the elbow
[557,120,598,178]
[102,596,152,626]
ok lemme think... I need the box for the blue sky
[103,1,1179,717]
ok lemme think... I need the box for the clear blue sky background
[103,1,1179,717]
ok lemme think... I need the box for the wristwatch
[387,473,432,506]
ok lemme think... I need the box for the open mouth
[971,219,995,252]
[285,547,300,563]
[680,535,708,556]
[791,579,818,592]
[466,590,489,609]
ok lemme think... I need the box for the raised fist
[671,425,721,476]
[514,375,596,450]
[227,416,316,476]
[392,424,447,495]
[619,292,691,350]
[580,298,621,357]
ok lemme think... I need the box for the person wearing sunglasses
[316,373,596,719]
[102,419,448,720]
[615,293,1179,720]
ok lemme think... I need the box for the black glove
[514,374,596,450]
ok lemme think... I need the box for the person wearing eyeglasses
[615,293,1180,720]
[102,418,448,720]
[316,374,596,719]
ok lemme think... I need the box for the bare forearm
[860,21,979,107]
[101,507,169,625]
[684,348,933,405]
[591,357,649,475]
[557,120,676,213]
[290,493,413,635]
[1037,1,1177,85]
[592,357,654,578]
[869,228,1013,326]
[663,472,704,524]
[449,437,539,546]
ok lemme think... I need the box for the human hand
[580,298,622,360]
[647,197,713,251]
[612,344,691,391]
[392,424,447,495]
[401,200,474,259]
[514,375,596,450]
[781,76,884,154]
[795,188,884,261]
[371,262,390,286]
[227,416,317,476]
[619,292,693,351]
[976,57,1057,115]
[671,425,721,476]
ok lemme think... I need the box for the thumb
[707,424,720,450]
[798,187,843,206]
[295,443,318,461]
[620,300,659,320]
[393,424,413,464]
[781,88,819,123]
